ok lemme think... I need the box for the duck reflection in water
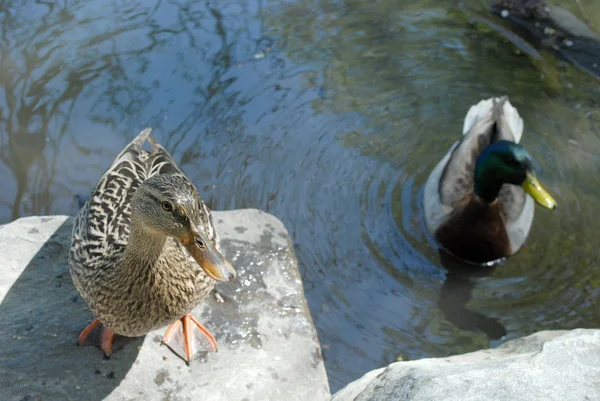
[437,249,507,340]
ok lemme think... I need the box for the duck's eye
[195,238,204,248]
[161,201,173,211]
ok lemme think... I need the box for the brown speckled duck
[69,128,236,364]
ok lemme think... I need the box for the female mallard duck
[424,96,557,264]
[69,128,236,364]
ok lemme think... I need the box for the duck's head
[131,174,236,283]
[474,140,557,209]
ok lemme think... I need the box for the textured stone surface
[0,210,330,401]
[332,329,600,401]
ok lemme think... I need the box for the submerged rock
[0,210,330,401]
[490,0,600,79]
[331,329,600,401]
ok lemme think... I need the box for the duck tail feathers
[461,96,523,143]
[130,127,153,149]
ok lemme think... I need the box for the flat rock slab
[0,210,330,401]
[332,329,600,401]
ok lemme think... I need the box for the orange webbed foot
[161,313,217,365]
[77,319,116,359]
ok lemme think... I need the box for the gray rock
[332,329,600,401]
[0,210,330,401]
[547,6,600,42]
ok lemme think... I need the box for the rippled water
[1,0,600,392]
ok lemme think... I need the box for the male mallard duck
[423,96,557,264]
[69,128,236,364]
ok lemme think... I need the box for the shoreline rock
[0,210,330,401]
[331,329,600,401]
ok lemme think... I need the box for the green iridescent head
[474,140,557,209]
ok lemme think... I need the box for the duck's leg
[161,313,217,365]
[77,319,116,358]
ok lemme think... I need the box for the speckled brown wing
[70,128,154,278]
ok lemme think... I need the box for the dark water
[1,0,600,392]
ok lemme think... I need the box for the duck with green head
[424,96,557,264]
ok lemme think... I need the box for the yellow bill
[521,172,557,210]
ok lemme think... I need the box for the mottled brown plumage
[69,128,236,362]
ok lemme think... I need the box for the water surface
[1,0,600,392]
